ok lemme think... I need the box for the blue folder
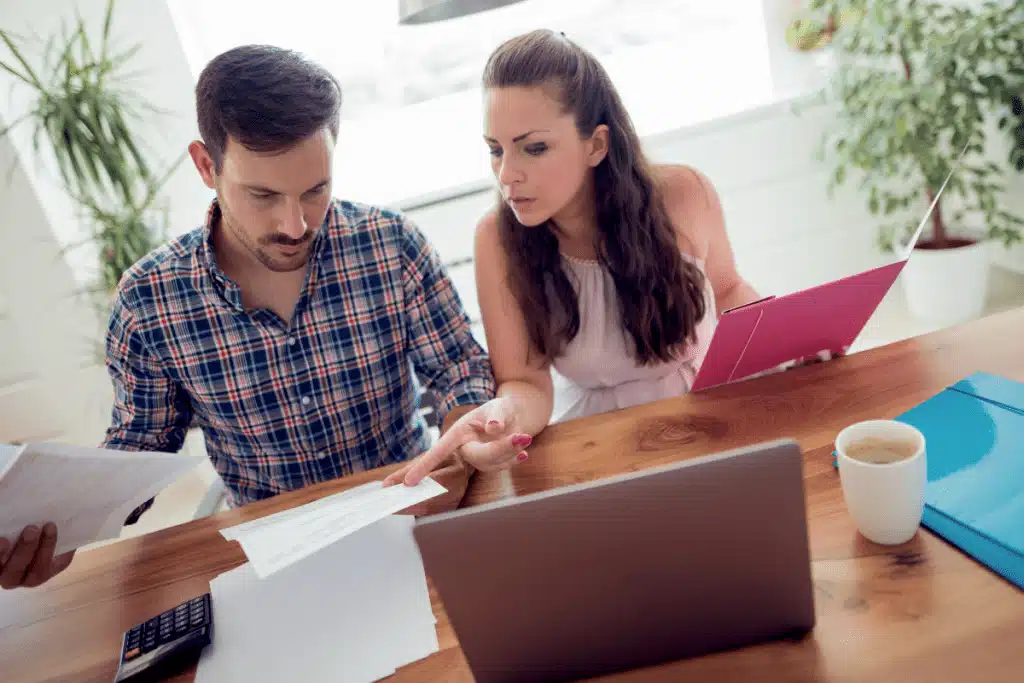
[833,372,1024,590]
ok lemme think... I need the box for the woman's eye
[488,147,503,158]
[525,143,547,156]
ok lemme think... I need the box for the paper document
[195,515,440,683]
[220,478,447,578]
[0,441,201,555]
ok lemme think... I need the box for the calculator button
[143,635,157,652]
[190,597,205,607]
[124,648,141,661]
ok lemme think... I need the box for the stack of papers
[220,478,447,578]
[0,440,200,554]
[195,479,447,683]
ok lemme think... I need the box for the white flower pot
[901,239,990,326]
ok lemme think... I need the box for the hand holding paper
[0,523,75,590]
[0,441,200,558]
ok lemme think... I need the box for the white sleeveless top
[550,252,718,423]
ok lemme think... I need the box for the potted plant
[0,0,182,331]
[808,0,1024,326]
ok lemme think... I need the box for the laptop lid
[412,439,816,683]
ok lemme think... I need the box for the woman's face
[483,85,603,227]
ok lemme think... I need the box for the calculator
[113,593,214,682]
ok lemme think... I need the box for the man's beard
[219,198,313,273]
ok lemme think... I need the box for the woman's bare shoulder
[653,163,721,259]
[654,163,717,209]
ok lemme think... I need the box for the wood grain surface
[2,308,1023,683]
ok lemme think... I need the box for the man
[1,45,522,590]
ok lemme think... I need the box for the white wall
[0,135,112,445]
[0,0,210,446]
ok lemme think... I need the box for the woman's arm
[384,211,553,486]
[659,165,761,313]
[473,211,554,437]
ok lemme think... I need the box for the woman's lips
[509,197,536,209]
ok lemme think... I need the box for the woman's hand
[791,346,850,368]
[383,397,534,488]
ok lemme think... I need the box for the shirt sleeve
[101,288,193,523]
[400,215,496,425]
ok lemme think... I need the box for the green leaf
[0,30,42,88]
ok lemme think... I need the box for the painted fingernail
[517,452,529,462]
[488,420,500,426]
[512,435,532,447]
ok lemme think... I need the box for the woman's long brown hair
[483,29,707,365]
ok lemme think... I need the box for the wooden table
[3,308,1023,683]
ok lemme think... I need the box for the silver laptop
[412,438,816,683]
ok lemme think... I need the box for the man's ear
[188,140,217,190]
[586,124,610,167]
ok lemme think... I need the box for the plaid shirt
[102,198,494,508]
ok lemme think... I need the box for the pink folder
[691,163,958,393]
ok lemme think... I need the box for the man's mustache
[263,232,313,247]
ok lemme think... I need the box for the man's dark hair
[195,45,342,170]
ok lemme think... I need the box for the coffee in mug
[843,436,919,465]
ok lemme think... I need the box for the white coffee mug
[835,419,927,545]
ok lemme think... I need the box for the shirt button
[288,337,297,346]
[317,451,329,460]
[301,396,312,406]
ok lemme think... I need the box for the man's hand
[0,523,75,590]
[384,397,533,488]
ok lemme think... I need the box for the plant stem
[901,46,947,248]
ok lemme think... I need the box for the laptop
[412,438,816,683]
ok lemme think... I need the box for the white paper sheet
[0,441,201,555]
[219,481,382,540]
[194,515,439,683]
[221,478,447,578]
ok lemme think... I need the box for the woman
[386,29,761,487]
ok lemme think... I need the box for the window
[169,0,772,208]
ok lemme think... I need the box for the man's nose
[277,199,307,240]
